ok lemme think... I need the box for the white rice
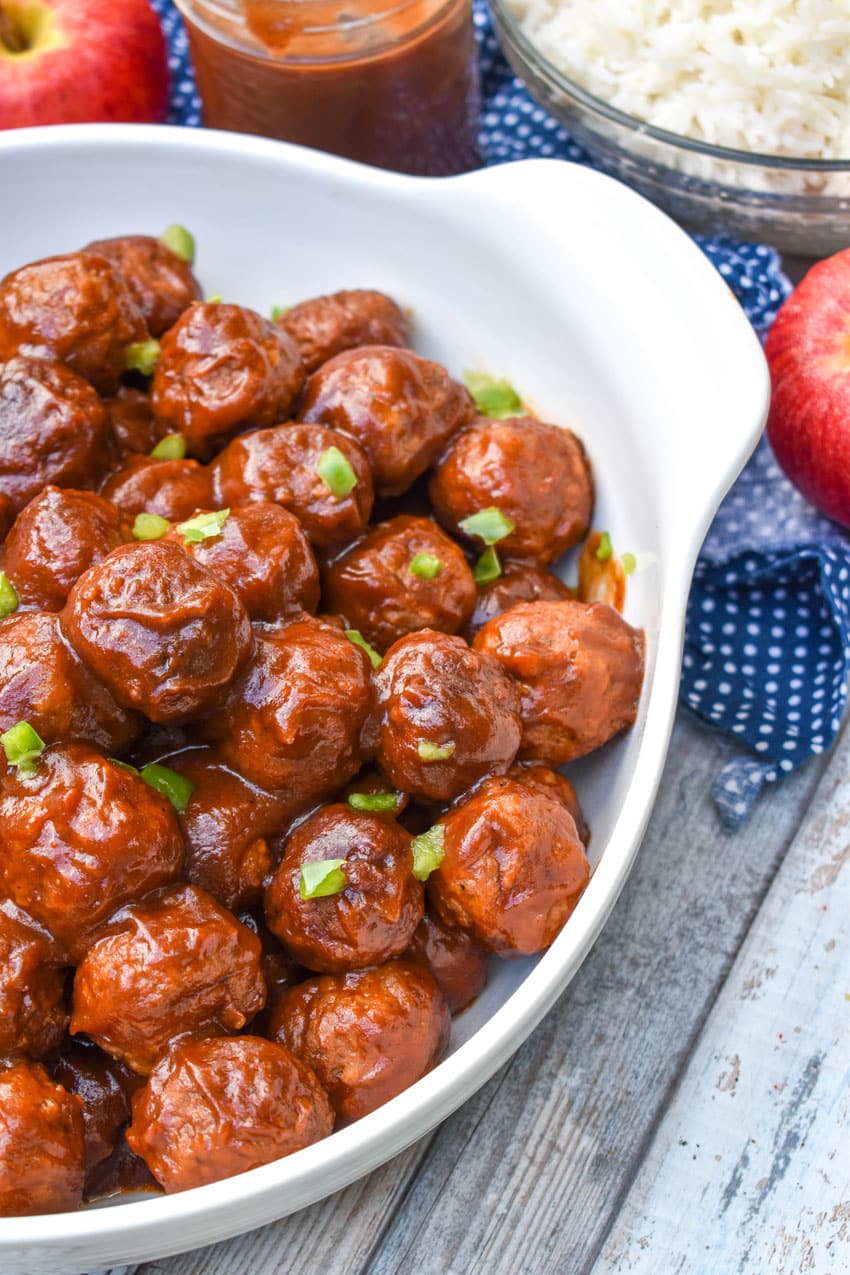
[504,0,850,161]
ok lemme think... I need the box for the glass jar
[176,0,482,176]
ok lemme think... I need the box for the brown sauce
[83,1139,160,1204]
[177,0,481,174]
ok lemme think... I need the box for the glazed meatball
[473,599,645,764]
[104,387,160,458]
[0,905,67,1060]
[127,1035,333,1192]
[279,288,408,374]
[52,1042,142,1172]
[0,252,147,394]
[212,422,373,550]
[508,762,590,846]
[299,346,474,497]
[406,909,489,1015]
[0,1061,85,1217]
[100,455,213,522]
[265,804,423,973]
[429,417,593,563]
[0,356,112,514]
[269,959,449,1121]
[167,502,319,623]
[71,885,266,1075]
[163,747,293,911]
[462,559,573,641]
[0,611,140,754]
[86,234,202,336]
[4,487,127,611]
[151,303,304,447]
[0,743,184,961]
[374,630,521,802]
[427,776,590,955]
[61,540,252,724]
[323,515,476,650]
[199,615,374,798]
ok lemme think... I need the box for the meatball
[0,356,112,514]
[0,743,184,961]
[52,1041,142,1172]
[428,776,589,955]
[279,288,408,374]
[167,502,319,623]
[508,762,590,846]
[61,540,252,724]
[0,252,147,394]
[0,611,140,754]
[100,455,214,522]
[0,1061,85,1217]
[429,417,593,563]
[199,615,374,798]
[164,747,293,911]
[473,599,645,764]
[373,630,521,802]
[299,346,474,497]
[323,515,476,650]
[212,422,373,551]
[265,804,423,973]
[104,387,160,458]
[406,909,489,1015]
[462,559,573,641]
[71,885,266,1075]
[269,959,449,1121]
[85,234,202,336]
[4,487,127,611]
[0,905,67,1060]
[126,1035,333,1192]
[151,302,304,447]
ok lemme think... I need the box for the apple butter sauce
[176,0,481,175]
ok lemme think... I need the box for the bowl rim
[0,122,770,1265]
[490,0,850,174]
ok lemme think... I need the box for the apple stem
[0,6,26,54]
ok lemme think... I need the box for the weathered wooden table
[113,704,850,1275]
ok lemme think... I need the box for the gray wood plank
[593,728,850,1275]
[123,712,833,1275]
[126,1139,432,1275]
[365,714,839,1275]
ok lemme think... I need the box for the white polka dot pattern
[151,0,201,127]
[152,0,841,828]
[684,438,850,826]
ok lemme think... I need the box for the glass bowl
[490,0,850,256]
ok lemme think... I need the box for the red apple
[0,0,169,129]
[766,247,850,528]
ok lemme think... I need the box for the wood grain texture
[119,712,836,1275]
[365,715,837,1275]
[594,729,850,1275]
[122,1140,431,1275]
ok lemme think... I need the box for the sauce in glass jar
[176,0,482,176]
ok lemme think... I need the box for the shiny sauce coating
[0,241,644,1213]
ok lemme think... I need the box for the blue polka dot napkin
[150,0,850,827]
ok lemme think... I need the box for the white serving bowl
[0,124,768,1275]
